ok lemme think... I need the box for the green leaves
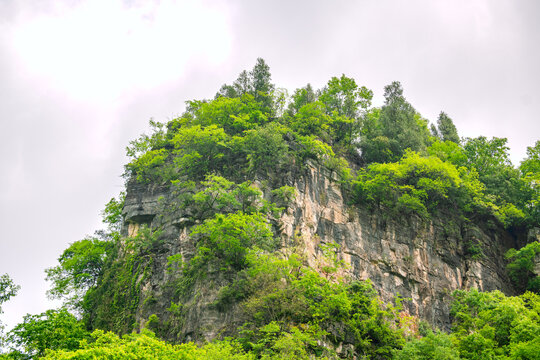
[506,242,540,293]
[237,245,405,359]
[42,329,255,360]
[6,308,89,358]
[449,289,540,359]
[192,212,275,270]
[319,74,372,119]
[0,274,18,312]
[353,151,487,218]
[45,237,111,310]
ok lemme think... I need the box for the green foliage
[45,237,112,310]
[520,141,540,226]
[289,101,332,140]
[215,58,275,113]
[187,94,267,135]
[191,175,279,220]
[100,192,125,235]
[192,212,275,271]
[84,247,152,334]
[449,289,540,359]
[42,329,254,360]
[427,140,467,165]
[393,331,460,360]
[359,81,430,164]
[33,59,540,360]
[6,308,89,358]
[520,141,540,177]
[170,124,230,180]
[318,74,372,119]
[353,151,488,219]
[0,274,18,313]
[287,84,316,115]
[271,186,296,207]
[125,119,167,161]
[0,274,19,352]
[126,148,171,183]
[236,245,406,359]
[506,242,540,293]
[240,123,291,176]
[436,112,460,143]
[463,138,522,200]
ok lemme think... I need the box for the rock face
[122,164,519,339]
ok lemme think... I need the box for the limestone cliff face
[121,164,519,340]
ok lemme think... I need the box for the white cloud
[7,0,232,103]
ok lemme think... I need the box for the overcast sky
[1,0,539,331]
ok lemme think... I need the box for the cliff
[117,162,521,341]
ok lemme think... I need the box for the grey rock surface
[121,164,519,340]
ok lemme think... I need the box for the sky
[1,0,539,332]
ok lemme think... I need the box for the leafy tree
[427,140,467,166]
[170,125,231,180]
[191,212,275,270]
[242,125,290,176]
[236,246,406,359]
[45,237,111,310]
[449,289,540,359]
[42,329,254,360]
[288,102,332,140]
[215,58,275,113]
[0,275,18,314]
[520,141,540,177]
[393,331,460,360]
[100,192,125,235]
[6,308,89,358]
[318,74,372,119]
[359,82,430,163]
[506,242,540,293]
[353,151,489,219]
[436,112,460,143]
[250,58,275,111]
[380,82,429,159]
[462,137,527,226]
[0,274,19,352]
[287,84,317,115]
[520,141,540,225]
[125,119,167,162]
[186,94,267,135]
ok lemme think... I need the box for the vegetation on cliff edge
[1,59,539,359]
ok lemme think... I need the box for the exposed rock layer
[122,164,519,339]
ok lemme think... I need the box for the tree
[520,140,540,177]
[506,242,540,293]
[0,274,19,352]
[6,308,89,358]
[462,136,525,214]
[519,141,540,225]
[215,58,275,113]
[42,330,254,360]
[287,84,316,115]
[449,289,540,359]
[436,112,460,143]
[250,58,275,109]
[380,81,429,157]
[0,275,18,314]
[216,70,252,99]
[393,331,460,360]
[319,74,372,119]
[359,81,430,164]
[45,237,111,310]
[192,212,275,270]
